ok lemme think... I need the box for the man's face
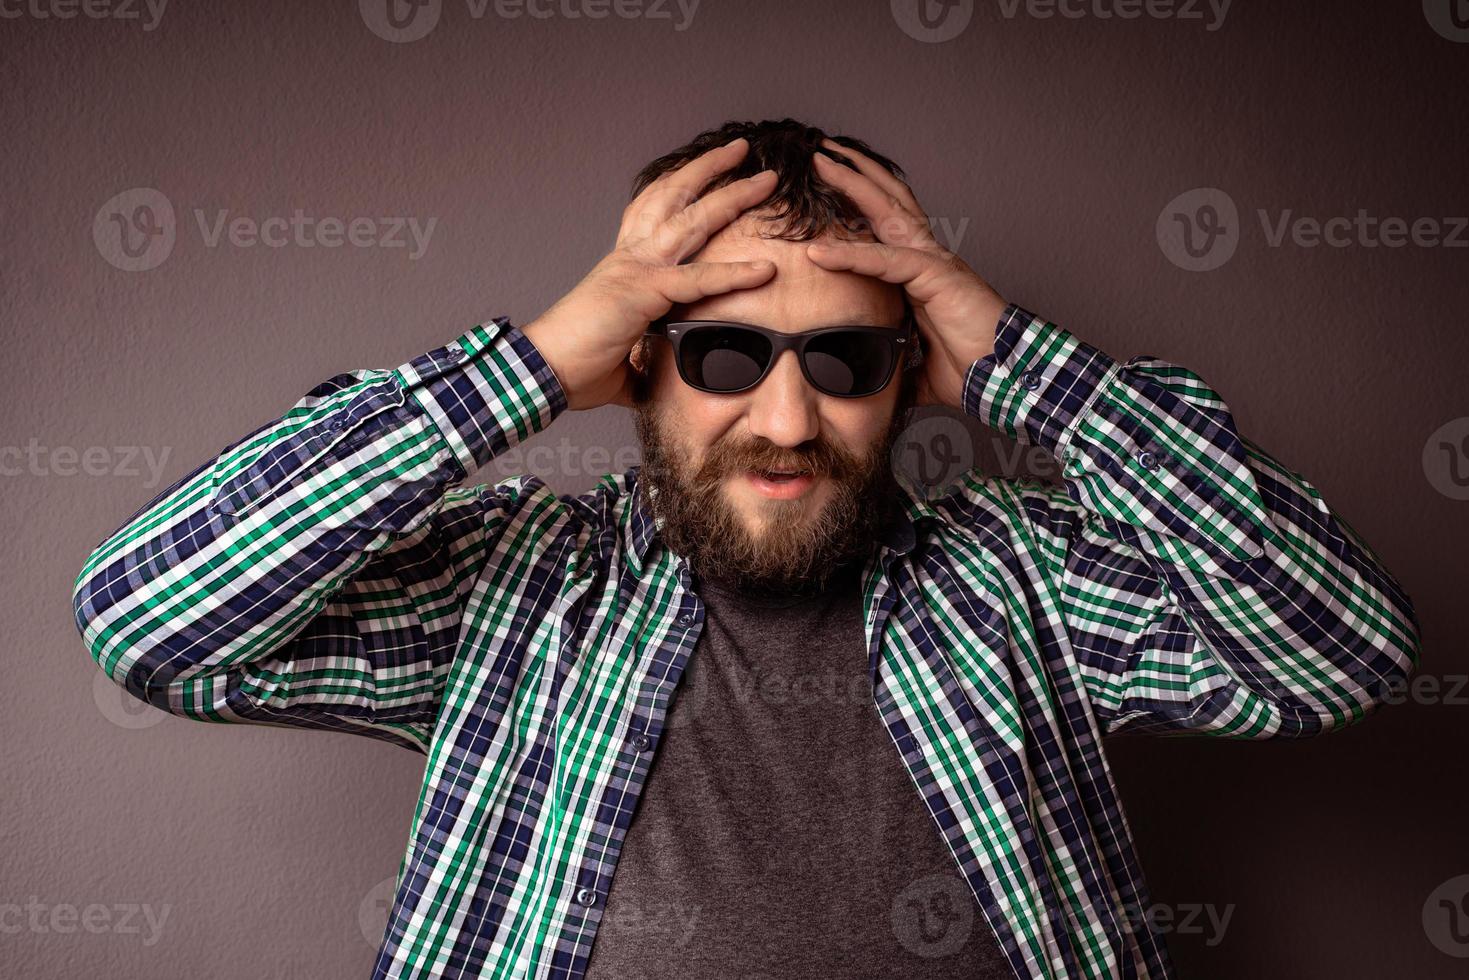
[631,213,915,597]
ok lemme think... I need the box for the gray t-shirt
[584,559,1015,979]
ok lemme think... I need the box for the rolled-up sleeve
[962,303,1421,737]
[72,318,569,751]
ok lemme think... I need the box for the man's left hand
[805,138,1006,410]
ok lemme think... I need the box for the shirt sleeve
[962,303,1421,737]
[72,318,569,753]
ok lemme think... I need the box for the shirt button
[676,613,694,626]
[631,733,653,752]
[445,344,463,360]
[575,887,597,907]
[1019,370,1041,390]
[1136,449,1159,470]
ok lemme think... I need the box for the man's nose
[744,350,820,448]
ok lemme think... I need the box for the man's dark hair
[630,117,907,242]
[627,118,924,384]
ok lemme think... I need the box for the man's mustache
[695,438,859,482]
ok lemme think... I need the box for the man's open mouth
[741,467,820,500]
[752,468,809,483]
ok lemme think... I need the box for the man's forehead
[677,222,904,326]
[693,213,874,257]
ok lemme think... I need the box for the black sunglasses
[643,310,919,398]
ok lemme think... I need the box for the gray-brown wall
[3,1,1465,976]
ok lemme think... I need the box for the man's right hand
[520,137,779,411]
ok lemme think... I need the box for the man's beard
[631,366,916,601]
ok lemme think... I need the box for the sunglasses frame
[643,308,920,398]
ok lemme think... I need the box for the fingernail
[724,137,747,148]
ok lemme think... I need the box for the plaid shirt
[73,303,1420,979]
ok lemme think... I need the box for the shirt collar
[622,465,930,578]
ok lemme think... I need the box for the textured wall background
[3,1,1466,977]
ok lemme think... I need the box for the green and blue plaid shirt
[73,304,1420,979]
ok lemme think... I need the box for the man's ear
[903,332,925,371]
[629,336,651,374]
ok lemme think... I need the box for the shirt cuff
[392,317,568,479]
[962,303,1268,566]
[963,303,1118,465]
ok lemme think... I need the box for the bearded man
[73,118,1420,980]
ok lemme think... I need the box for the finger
[818,138,925,216]
[649,169,777,262]
[651,258,777,307]
[804,241,949,303]
[812,151,936,251]
[628,137,750,230]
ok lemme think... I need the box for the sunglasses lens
[804,331,895,396]
[680,326,772,392]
